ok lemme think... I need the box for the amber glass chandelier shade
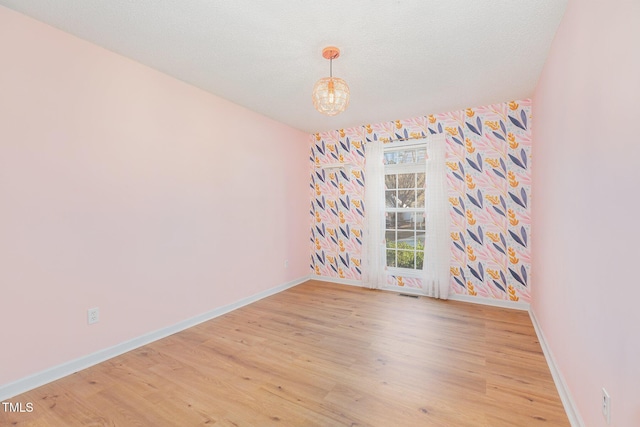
[312,76,350,116]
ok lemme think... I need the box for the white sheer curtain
[421,134,451,299]
[362,140,386,289]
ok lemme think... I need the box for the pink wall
[0,6,309,387]
[532,0,640,425]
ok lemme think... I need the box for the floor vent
[399,293,419,298]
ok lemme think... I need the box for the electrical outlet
[602,388,611,424]
[87,307,99,325]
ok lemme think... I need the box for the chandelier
[312,47,350,116]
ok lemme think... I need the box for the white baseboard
[380,285,425,296]
[529,309,584,427]
[309,275,366,288]
[448,293,530,311]
[0,276,308,401]
[311,277,529,311]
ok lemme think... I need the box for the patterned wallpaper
[309,99,532,302]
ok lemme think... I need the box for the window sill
[386,267,424,278]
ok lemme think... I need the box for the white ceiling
[0,0,567,133]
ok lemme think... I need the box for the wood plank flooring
[1,280,570,426]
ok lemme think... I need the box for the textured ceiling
[0,0,567,133]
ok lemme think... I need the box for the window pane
[385,212,396,229]
[397,151,410,164]
[385,230,397,248]
[406,150,416,163]
[415,213,425,230]
[397,230,415,249]
[416,251,424,270]
[385,190,397,208]
[384,152,398,165]
[417,172,425,188]
[398,173,415,189]
[397,189,416,208]
[386,250,396,267]
[416,189,425,207]
[384,148,427,165]
[385,174,397,190]
[397,212,414,229]
[416,232,425,249]
[397,250,415,269]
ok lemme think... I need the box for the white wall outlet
[284,259,289,268]
[602,387,611,424]
[87,307,99,325]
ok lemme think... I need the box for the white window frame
[383,140,427,278]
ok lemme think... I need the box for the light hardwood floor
[1,280,570,426]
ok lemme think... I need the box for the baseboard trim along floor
[529,309,585,427]
[313,274,530,311]
[0,276,309,401]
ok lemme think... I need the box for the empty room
[0,1,637,426]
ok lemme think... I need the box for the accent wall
[310,100,532,302]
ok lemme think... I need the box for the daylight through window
[384,145,427,271]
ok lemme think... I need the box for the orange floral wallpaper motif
[310,99,532,302]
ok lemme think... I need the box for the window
[384,145,427,271]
